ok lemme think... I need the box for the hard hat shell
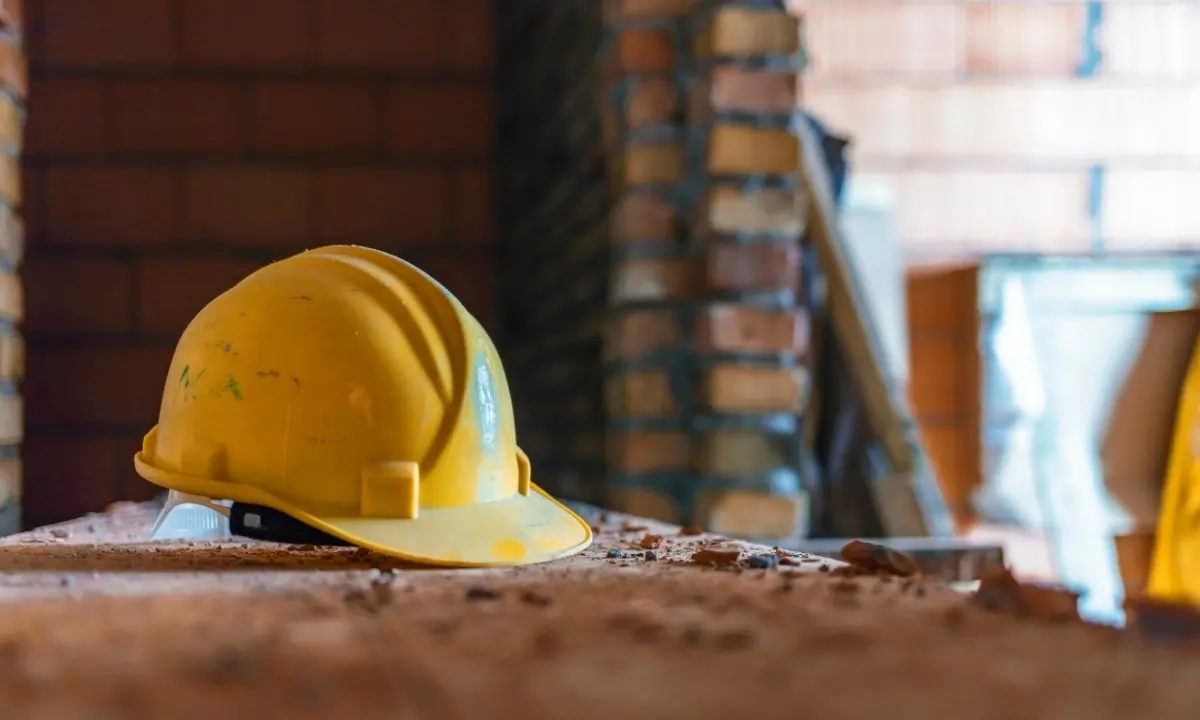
[134,245,592,567]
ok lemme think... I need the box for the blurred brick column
[601,0,811,543]
[19,0,496,527]
[0,0,25,535]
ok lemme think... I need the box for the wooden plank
[794,117,947,537]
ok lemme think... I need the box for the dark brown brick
[250,81,383,156]
[24,344,174,428]
[313,167,445,246]
[42,167,181,247]
[110,79,248,155]
[314,0,443,71]
[182,167,312,248]
[22,435,122,527]
[24,78,108,156]
[23,257,134,333]
[385,83,494,158]
[448,0,494,74]
[449,165,493,245]
[42,0,175,68]
[180,0,309,68]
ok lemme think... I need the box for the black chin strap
[229,502,352,547]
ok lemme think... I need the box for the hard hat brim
[276,484,594,567]
[135,451,593,567]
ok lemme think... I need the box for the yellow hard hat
[134,245,592,567]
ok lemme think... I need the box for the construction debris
[690,546,742,567]
[971,568,1081,623]
[839,539,919,577]
[1125,595,1200,645]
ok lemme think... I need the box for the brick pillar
[0,0,24,535]
[19,0,496,528]
[600,2,692,521]
[601,0,811,543]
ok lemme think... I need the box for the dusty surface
[0,502,1194,719]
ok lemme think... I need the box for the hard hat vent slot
[361,461,420,519]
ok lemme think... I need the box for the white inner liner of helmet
[149,490,234,541]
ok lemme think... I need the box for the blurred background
[3,0,1200,623]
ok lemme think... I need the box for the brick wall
[19,0,496,527]
[795,0,1200,257]
[500,0,818,542]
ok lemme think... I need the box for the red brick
[695,430,790,476]
[692,66,796,117]
[0,331,23,381]
[313,167,445,246]
[605,309,680,360]
[620,141,685,186]
[448,0,493,74]
[42,167,181,247]
[0,0,23,36]
[706,242,799,293]
[449,165,493,245]
[23,257,134,333]
[0,155,18,207]
[417,251,498,330]
[24,344,173,428]
[699,185,802,237]
[0,266,19,322]
[24,78,108,156]
[702,364,807,413]
[385,83,494,158]
[110,79,248,155]
[19,162,37,242]
[0,37,26,98]
[613,192,678,241]
[612,258,694,302]
[314,0,444,71]
[42,0,175,68]
[22,435,122,527]
[0,93,19,154]
[136,257,263,334]
[696,304,808,354]
[180,0,308,68]
[608,430,688,474]
[603,0,692,23]
[0,201,22,267]
[698,7,799,58]
[182,167,312,248]
[251,81,383,156]
[707,125,798,176]
[602,28,676,79]
[605,370,676,418]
